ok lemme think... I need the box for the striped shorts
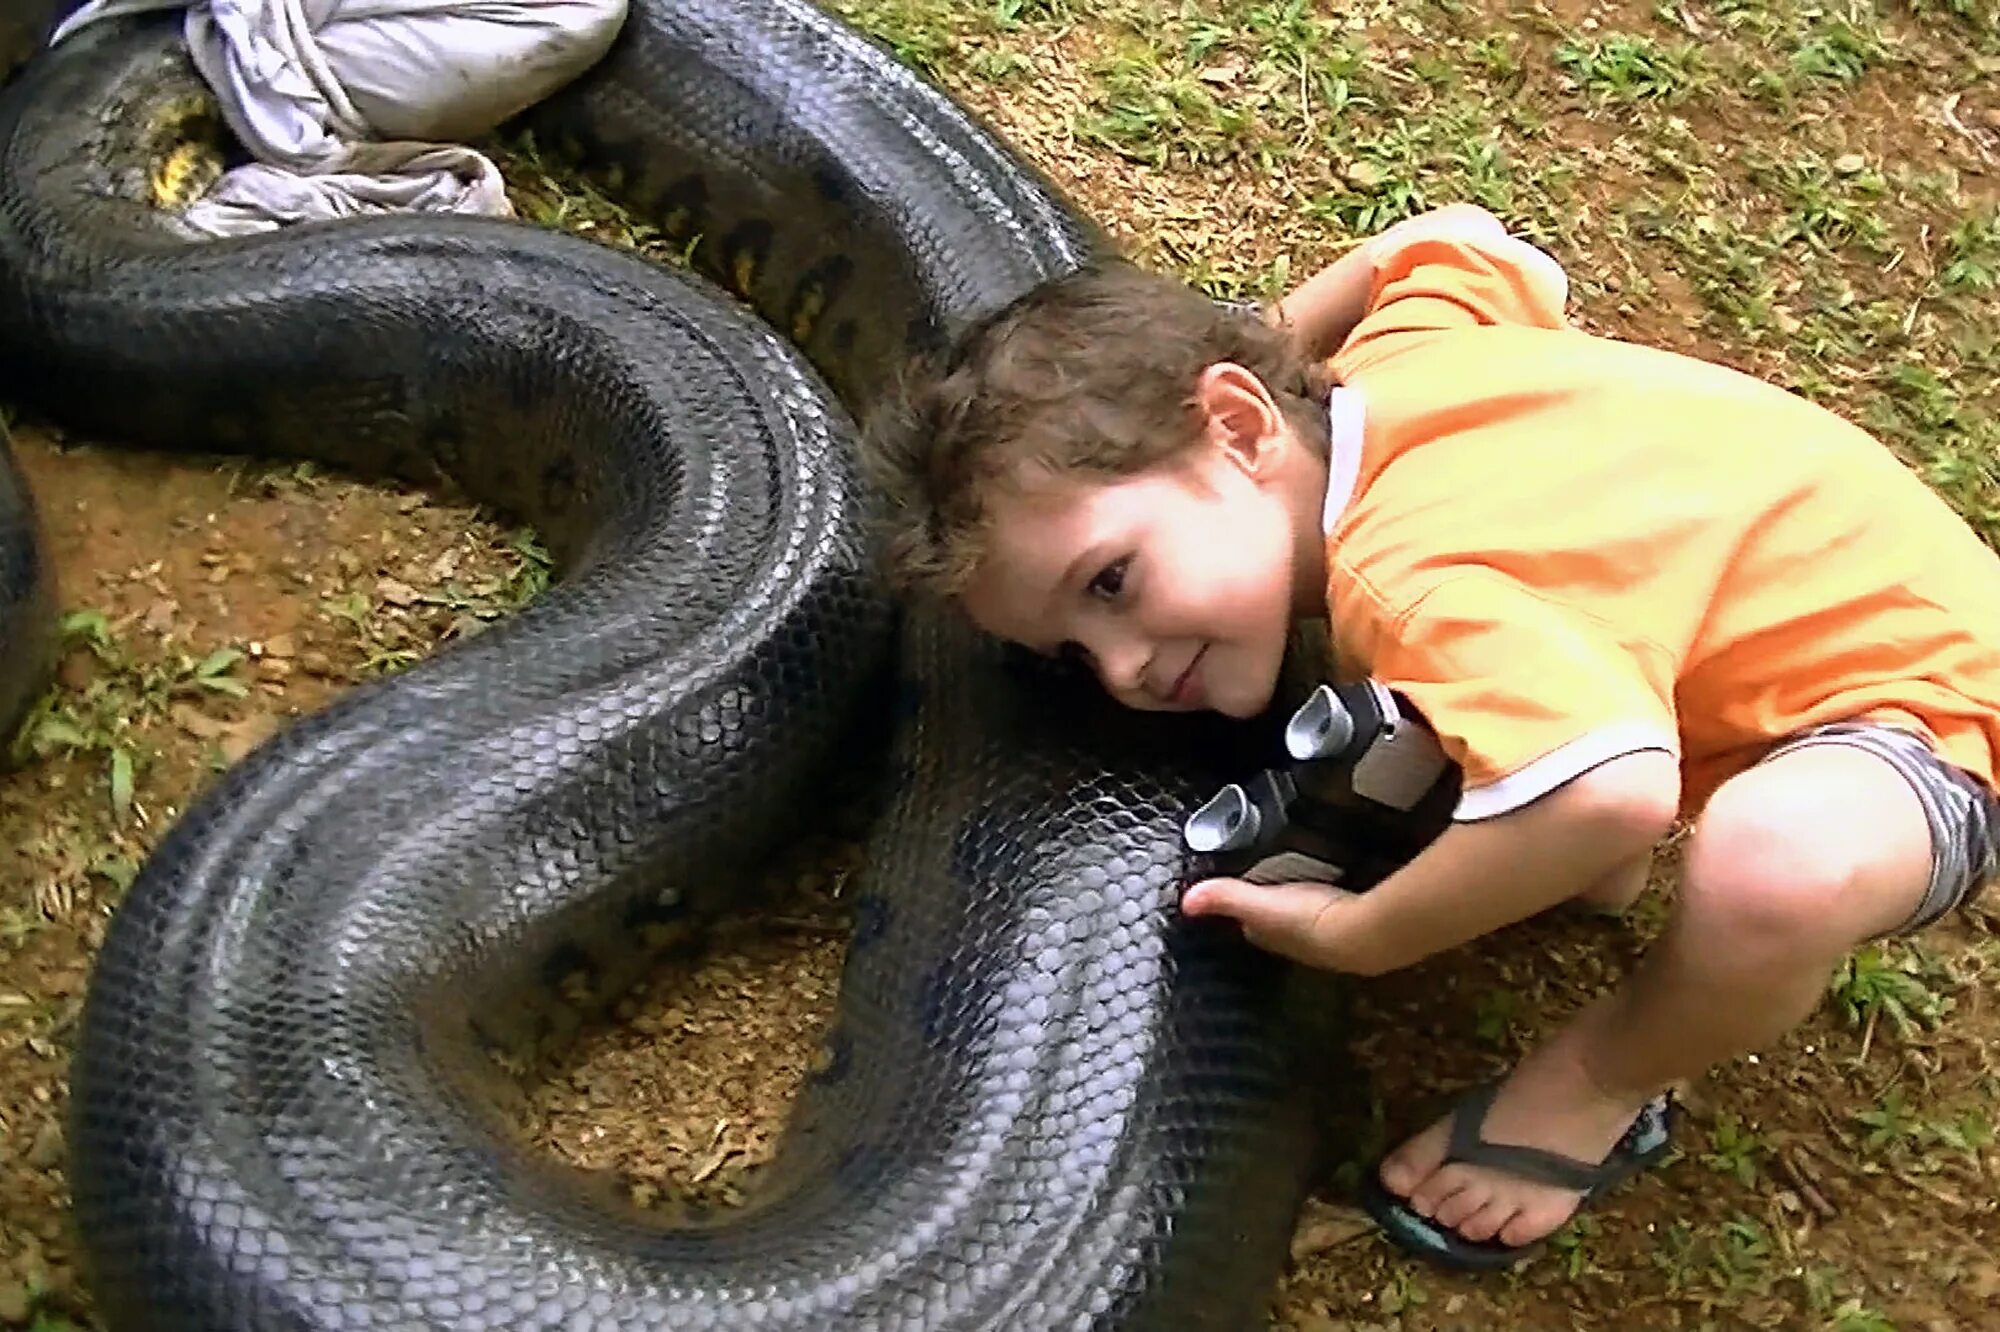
[1760,722,2000,935]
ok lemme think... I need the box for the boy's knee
[1682,790,1867,953]
[1567,750,1681,854]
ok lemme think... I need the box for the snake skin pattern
[0,1,1359,1327]
[0,1,63,741]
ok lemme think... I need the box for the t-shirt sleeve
[1369,575,1680,821]
[1331,209,1572,376]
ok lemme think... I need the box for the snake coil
[0,1,1348,1327]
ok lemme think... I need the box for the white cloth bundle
[52,0,627,236]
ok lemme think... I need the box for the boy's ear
[1193,362,1284,474]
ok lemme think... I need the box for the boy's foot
[1362,1050,1676,1270]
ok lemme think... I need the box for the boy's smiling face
[960,363,1328,719]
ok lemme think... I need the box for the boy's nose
[1093,636,1152,698]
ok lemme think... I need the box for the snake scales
[0,1,1371,1326]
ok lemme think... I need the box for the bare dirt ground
[3,0,1998,1328]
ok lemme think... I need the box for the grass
[24,1297,87,1332]
[9,609,251,823]
[317,528,549,679]
[1829,942,1956,1049]
[1702,1111,1766,1187]
[1554,32,1710,101]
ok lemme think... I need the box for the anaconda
[0,2,1359,1327]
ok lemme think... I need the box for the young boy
[860,204,2000,1271]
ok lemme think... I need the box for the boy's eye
[1086,556,1131,601]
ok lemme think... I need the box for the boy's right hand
[1181,874,1396,975]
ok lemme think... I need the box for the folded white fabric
[51,0,627,237]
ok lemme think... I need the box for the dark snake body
[0,2,1355,1327]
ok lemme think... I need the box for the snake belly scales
[0,0,1372,1327]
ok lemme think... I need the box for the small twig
[1776,1145,1838,1219]
[1297,55,1313,139]
[1891,1167,1965,1210]
[1767,1195,1800,1263]
[1939,93,1997,165]
[1862,1057,1911,1107]
[764,915,847,936]
[688,1118,737,1184]
[1805,1111,1866,1167]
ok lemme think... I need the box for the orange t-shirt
[1320,211,2000,821]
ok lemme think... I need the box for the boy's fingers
[1181,877,1356,964]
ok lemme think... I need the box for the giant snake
[0,1,1390,1326]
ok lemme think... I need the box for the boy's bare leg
[1380,745,1936,1249]
[1571,850,1653,914]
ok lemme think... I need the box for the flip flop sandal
[1357,1082,1678,1272]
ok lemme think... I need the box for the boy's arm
[1268,203,1507,359]
[1264,243,1376,362]
[1181,749,1679,974]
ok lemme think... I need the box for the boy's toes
[1429,1179,1490,1231]
[1407,1161,1481,1219]
[1498,1195,1580,1249]
[1455,1198,1519,1244]
[1378,1116,1453,1196]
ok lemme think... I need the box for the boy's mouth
[1168,650,1205,708]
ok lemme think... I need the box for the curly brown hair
[859,259,1330,599]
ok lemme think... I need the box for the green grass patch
[9,610,251,822]
[1554,32,1709,102]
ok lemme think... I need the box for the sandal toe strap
[1444,1083,1674,1193]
